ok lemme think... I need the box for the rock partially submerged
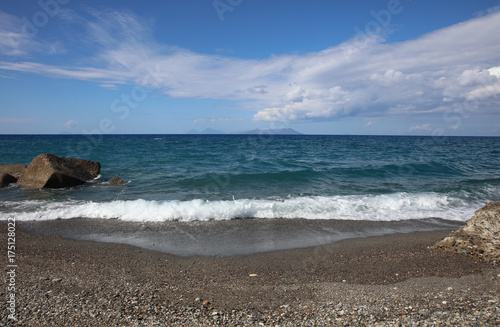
[0,164,27,188]
[107,176,125,185]
[0,164,27,178]
[0,173,17,188]
[17,153,100,189]
[433,202,500,264]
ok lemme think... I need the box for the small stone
[418,309,431,317]
[107,176,125,185]
[52,278,62,283]
[195,297,201,302]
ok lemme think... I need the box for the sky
[0,0,499,135]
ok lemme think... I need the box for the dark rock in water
[107,177,125,185]
[433,202,500,264]
[0,173,17,188]
[0,164,27,179]
[17,153,100,189]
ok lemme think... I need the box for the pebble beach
[1,227,498,326]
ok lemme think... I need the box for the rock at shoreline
[0,164,26,179]
[0,164,27,187]
[107,176,125,185]
[17,153,100,189]
[0,173,17,188]
[433,202,500,263]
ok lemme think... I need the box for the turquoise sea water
[1,134,499,223]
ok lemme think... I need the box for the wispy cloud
[0,10,66,56]
[99,83,119,90]
[63,120,78,129]
[194,117,243,124]
[409,123,432,132]
[1,8,500,125]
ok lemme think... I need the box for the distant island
[186,128,303,135]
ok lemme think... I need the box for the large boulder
[433,202,500,264]
[0,164,27,179]
[17,153,100,189]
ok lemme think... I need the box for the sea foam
[0,192,481,222]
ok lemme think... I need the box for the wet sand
[0,225,499,326]
[17,217,463,256]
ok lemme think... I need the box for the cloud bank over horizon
[1,5,499,134]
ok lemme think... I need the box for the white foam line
[0,192,481,222]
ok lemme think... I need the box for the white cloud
[409,123,432,132]
[1,8,500,125]
[64,120,78,128]
[370,69,415,87]
[489,67,500,78]
[452,66,500,100]
[99,83,119,90]
[253,86,352,122]
[0,10,66,56]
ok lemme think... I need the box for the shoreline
[1,225,499,326]
[17,217,463,256]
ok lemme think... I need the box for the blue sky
[0,0,499,135]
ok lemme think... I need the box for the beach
[2,0,500,324]
[1,135,499,325]
[1,225,498,326]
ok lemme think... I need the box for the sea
[1,134,499,256]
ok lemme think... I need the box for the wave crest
[1,191,484,222]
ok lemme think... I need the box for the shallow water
[18,218,462,256]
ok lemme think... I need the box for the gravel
[1,228,498,326]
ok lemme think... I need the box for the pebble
[6,228,499,326]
